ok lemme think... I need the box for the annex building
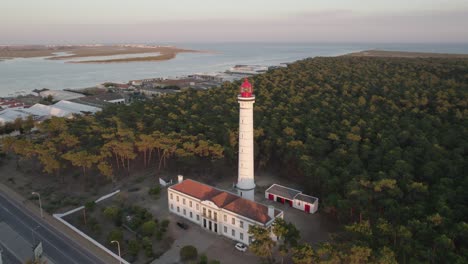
[168,177,283,245]
[265,184,319,214]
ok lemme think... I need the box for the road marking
[0,194,101,264]
[0,204,78,264]
[0,239,22,264]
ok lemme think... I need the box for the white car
[235,243,247,252]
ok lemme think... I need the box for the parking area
[153,214,259,264]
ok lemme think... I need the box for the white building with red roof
[168,176,283,245]
[265,184,319,214]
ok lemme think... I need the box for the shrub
[160,219,170,233]
[148,186,161,197]
[180,245,198,261]
[103,206,121,222]
[127,205,153,230]
[199,254,208,264]
[91,223,101,235]
[107,229,123,244]
[209,260,221,264]
[145,247,154,258]
[142,236,152,248]
[161,219,170,228]
[85,201,96,212]
[155,230,163,240]
[142,236,153,258]
[128,239,140,257]
[141,220,157,236]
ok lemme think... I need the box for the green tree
[103,206,121,222]
[291,243,315,264]
[248,225,276,260]
[180,245,198,261]
[107,229,123,244]
[141,220,157,236]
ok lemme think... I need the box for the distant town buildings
[0,98,27,110]
[71,93,126,108]
[0,100,101,125]
[34,89,85,101]
[1,63,286,129]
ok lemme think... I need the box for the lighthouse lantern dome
[240,78,253,97]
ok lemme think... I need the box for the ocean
[0,42,467,97]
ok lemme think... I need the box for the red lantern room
[240,78,253,97]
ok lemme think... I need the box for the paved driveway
[152,214,259,264]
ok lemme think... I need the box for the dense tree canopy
[3,56,467,262]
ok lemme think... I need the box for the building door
[276,196,282,203]
[209,221,212,231]
[286,199,293,206]
[214,223,218,233]
[268,194,274,200]
[305,204,310,213]
[203,219,207,228]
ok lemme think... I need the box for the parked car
[176,222,189,230]
[235,243,247,252]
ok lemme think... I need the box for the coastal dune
[344,49,468,58]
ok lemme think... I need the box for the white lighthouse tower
[236,78,256,201]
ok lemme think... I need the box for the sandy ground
[0,45,199,63]
[345,49,468,58]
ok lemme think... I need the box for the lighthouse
[236,78,256,201]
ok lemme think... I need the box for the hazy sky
[2,0,468,44]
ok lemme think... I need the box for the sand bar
[0,45,200,63]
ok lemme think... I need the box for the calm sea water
[0,42,467,97]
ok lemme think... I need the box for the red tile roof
[210,192,239,208]
[171,179,222,200]
[170,179,281,224]
[223,198,280,224]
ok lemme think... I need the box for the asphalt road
[0,192,105,264]
[0,243,22,264]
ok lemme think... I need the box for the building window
[189,201,192,207]
[203,208,206,217]
[208,210,212,219]
[214,212,217,221]
[232,218,235,225]
[170,193,173,200]
[240,233,244,240]
[224,215,227,222]
[197,215,200,221]
[177,206,180,212]
[183,209,186,215]
[240,221,244,229]
[196,204,199,210]
[170,204,173,210]
[232,229,235,237]
[177,196,179,202]
[190,212,193,218]
[183,198,186,205]
[224,226,227,233]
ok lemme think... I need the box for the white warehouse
[168,176,283,245]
